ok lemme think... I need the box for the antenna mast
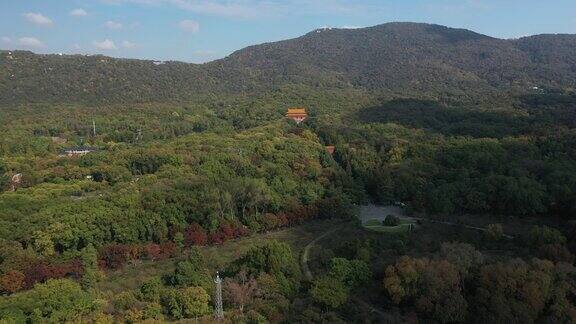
[214,272,224,320]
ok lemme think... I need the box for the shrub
[383,215,400,227]
[538,244,575,263]
[485,224,504,241]
[113,291,139,312]
[529,226,566,248]
[124,308,144,323]
[142,302,164,320]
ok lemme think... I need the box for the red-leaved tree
[0,270,25,294]
[184,223,208,246]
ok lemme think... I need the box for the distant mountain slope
[217,23,576,94]
[514,34,576,86]
[0,52,217,104]
[1,22,576,105]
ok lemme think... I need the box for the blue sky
[1,0,576,63]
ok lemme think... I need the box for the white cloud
[179,19,200,33]
[170,0,269,19]
[70,9,88,17]
[101,0,265,18]
[18,37,44,48]
[93,39,117,50]
[122,40,137,48]
[101,0,385,19]
[23,12,54,26]
[105,21,123,30]
[341,25,362,29]
[1,37,12,43]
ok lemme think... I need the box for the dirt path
[301,226,342,281]
[421,219,515,239]
[300,224,394,321]
[299,205,515,321]
[351,297,394,320]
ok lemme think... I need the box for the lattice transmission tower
[214,272,224,320]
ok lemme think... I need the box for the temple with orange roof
[286,107,308,124]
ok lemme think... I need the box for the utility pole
[214,272,224,320]
[92,120,96,137]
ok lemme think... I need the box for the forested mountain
[3,22,576,323]
[1,22,576,105]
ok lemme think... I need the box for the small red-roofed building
[286,108,308,124]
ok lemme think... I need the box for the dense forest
[2,23,576,105]
[1,22,576,323]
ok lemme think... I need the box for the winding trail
[301,205,514,321]
[300,223,391,319]
[301,226,342,281]
[420,218,515,239]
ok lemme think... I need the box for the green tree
[179,286,211,318]
[474,259,555,323]
[168,249,211,289]
[529,226,567,248]
[160,287,210,319]
[439,242,484,277]
[140,277,163,302]
[328,258,371,288]
[0,160,8,190]
[0,279,101,322]
[384,256,468,322]
[231,241,301,296]
[32,230,55,257]
[161,289,183,319]
[383,256,426,304]
[310,276,348,309]
[80,244,102,288]
[174,232,185,252]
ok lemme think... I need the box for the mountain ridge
[1,22,576,105]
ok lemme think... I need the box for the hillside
[1,22,576,105]
[3,21,576,324]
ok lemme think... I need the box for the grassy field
[363,218,416,234]
[96,220,344,295]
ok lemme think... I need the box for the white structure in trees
[214,272,224,320]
